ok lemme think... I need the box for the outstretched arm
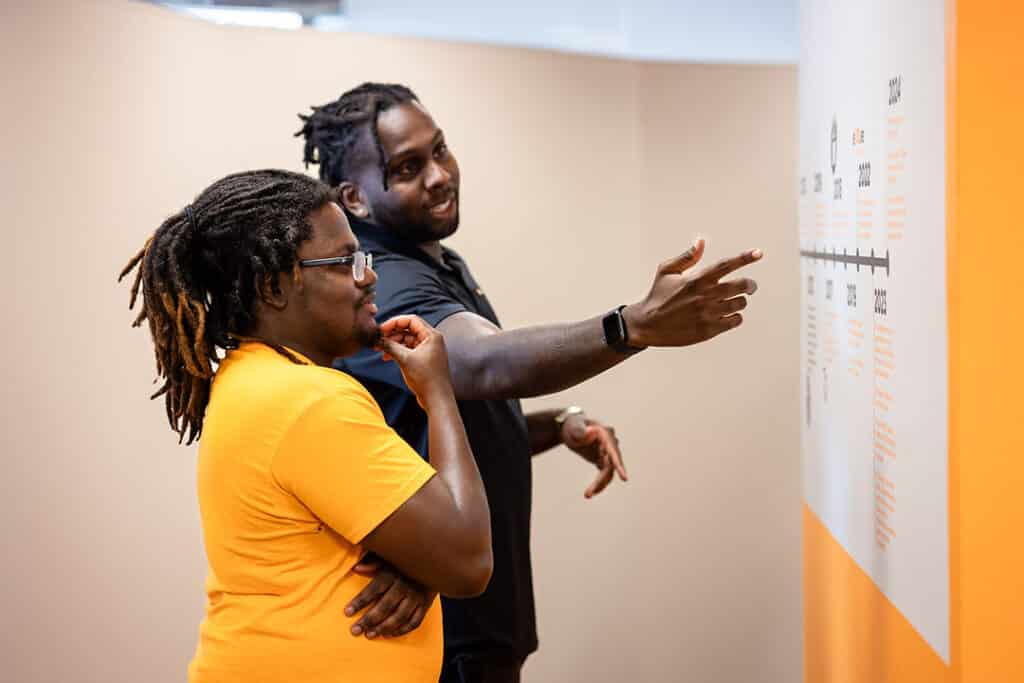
[438,240,762,401]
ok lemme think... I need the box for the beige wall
[1,2,800,681]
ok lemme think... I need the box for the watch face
[602,309,626,346]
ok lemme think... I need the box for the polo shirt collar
[348,216,455,272]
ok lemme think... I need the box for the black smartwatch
[602,305,645,354]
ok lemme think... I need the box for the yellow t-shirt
[187,342,441,683]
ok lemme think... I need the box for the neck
[353,215,445,265]
[271,338,334,368]
[249,323,334,368]
[418,240,444,264]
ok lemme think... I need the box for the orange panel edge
[956,0,1024,681]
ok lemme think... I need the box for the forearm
[362,319,493,597]
[446,314,630,400]
[363,388,492,598]
[439,241,764,400]
[526,409,564,456]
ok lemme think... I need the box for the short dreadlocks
[296,82,418,191]
[119,169,336,444]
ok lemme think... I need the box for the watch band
[554,405,584,425]
[602,305,644,354]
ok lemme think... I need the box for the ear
[339,181,371,219]
[256,269,297,311]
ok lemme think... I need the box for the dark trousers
[439,652,525,683]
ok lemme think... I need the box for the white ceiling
[160,0,799,64]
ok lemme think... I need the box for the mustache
[425,188,457,208]
[356,287,377,309]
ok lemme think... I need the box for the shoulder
[371,250,444,285]
[214,346,379,422]
[284,363,378,414]
[367,257,467,325]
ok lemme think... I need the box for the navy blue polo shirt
[334,218,538,661]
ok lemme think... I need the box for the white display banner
[799,0,949,663]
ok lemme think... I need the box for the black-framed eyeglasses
[298,251,373,283]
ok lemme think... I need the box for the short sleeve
[271,384,436,544]
[372,255,467,327]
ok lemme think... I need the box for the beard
[352,288,381,349]
[354,319,381,349]
[393,206,460,244]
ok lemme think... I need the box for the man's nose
[423,160,451,190]
[359,264,378,287]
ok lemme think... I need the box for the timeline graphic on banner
[799,0,949,663]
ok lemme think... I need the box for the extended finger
[709,313,744,336]
[708,295,749,318]
[596,428,628,481]
[696,249,763,285]
[711,277,758,299]
[585,461,616,499]
[656,238,706,276]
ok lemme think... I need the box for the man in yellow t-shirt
[189,342,441,681]
[121,169,492,682]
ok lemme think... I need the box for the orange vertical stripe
[955,0,1024,681]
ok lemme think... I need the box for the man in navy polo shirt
[297,83,762,682]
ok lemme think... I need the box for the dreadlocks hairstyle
[296,82,418,191]
[118,169,336,445]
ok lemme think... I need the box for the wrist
[554,406,585,444]
[554,406,583,435]
[617,304,648,350]
[419,380,456,410]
